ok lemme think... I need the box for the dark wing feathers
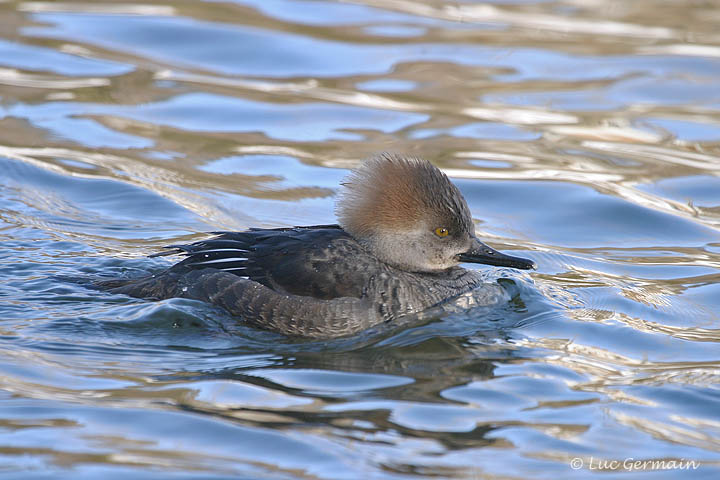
[157,225,370,300]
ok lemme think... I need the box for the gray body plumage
[105,226,492,338]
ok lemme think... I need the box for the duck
[103,153,535,338]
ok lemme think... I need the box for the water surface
[1,0,719,478]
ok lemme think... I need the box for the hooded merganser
[104,153,535,338]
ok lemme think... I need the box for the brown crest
[336,153,472,239]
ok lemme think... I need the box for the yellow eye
[435,227,449,237]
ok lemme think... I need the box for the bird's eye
[434,227,449,237]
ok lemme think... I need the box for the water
[1,0,719,478]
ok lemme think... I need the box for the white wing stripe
[220,267,247,273]
[192,257,248,266]
[194,248,248,254]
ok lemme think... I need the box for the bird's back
[163,225,381,300]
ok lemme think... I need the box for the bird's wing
[155,225,371,300]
